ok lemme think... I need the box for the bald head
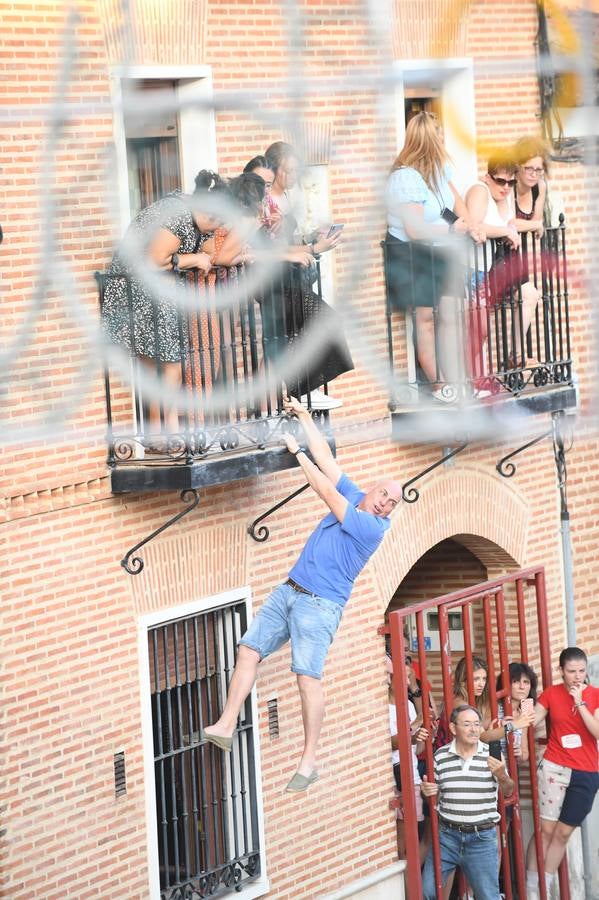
[359,479,402,518]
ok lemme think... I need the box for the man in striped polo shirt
[421,703,514,900]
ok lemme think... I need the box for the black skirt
[383,231,452,310]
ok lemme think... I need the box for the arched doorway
[385,535,520,701]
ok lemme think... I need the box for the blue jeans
[422,823,501,900]
[240,582,343,679]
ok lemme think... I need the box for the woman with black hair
[102,170,253,440]
[495,662,538,763]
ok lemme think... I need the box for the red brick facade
[2,2,597,898]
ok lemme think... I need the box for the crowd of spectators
[388,641,598,899]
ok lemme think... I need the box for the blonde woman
[513,135,548,237]
[384,112,482,402]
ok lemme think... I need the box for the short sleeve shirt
[538,683,599,772]
[288,474,390,607]
[386,164,455,242]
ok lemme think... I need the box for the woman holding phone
[256,141,353,411]
[495,662,538,763]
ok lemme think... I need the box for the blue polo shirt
[288,474,391,607]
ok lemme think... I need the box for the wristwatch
[504,721,514,735]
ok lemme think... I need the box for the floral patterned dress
[102,191,213,363]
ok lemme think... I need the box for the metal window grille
[148,601,261,900]
[266,699,279,740]
[114,750,127,797]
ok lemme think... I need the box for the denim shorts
[240,581,343,679]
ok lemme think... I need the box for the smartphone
[521,698,534,715]
[440,207,459,225]
[327,223,344,239]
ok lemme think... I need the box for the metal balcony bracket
[495,431,551,478]
[247,483,310,543]
[120,489,201,575]
[401,443,469,504]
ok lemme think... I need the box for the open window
[111,66,217,228]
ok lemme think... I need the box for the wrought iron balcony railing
[383,215,575,415]
[96,259,333,482]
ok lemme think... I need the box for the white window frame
[393,57,477,193]
[110,65,218,232]
[138,587,269,900]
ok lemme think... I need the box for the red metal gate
[385,565,570,900]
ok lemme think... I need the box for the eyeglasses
[522,166,544,176]
[489,174,517,188]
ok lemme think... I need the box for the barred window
[147,599,263,899]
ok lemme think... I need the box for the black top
[514,182,539,220]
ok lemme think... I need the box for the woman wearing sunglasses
[466,154,541,375]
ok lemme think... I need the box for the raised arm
[283,396,343,485]
[570,685,599,740]
[147,228,212,273]
[487,756,514,797]
[534,701,548,728]
[282,431,348,522]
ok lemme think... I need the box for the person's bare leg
[415,307,439,384]
[442,870,455,900]
[437,294,464,386]
[420,817,432,867]
[295,674,324,776]
[141,358,182,435]
[526,818,556,872]
[396,819,406,858]
[544,821,575,874]
[204,645,261,738]
[514,283,540,364]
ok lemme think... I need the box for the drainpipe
[551,411,593,900]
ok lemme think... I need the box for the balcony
[383,216,577,442]
[97,260,336,495]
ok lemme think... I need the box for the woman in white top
[466,155,540,371]
[385,112,483,401]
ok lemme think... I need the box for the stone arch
[369,465,530,609]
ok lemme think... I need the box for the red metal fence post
[389,609,423,900]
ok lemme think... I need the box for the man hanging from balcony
[202,395,401,791]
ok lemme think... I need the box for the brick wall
[2,1,598,898]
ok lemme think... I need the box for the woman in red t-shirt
[525,647,599,898]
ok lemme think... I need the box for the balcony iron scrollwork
[401,443,469,503]
[98,260,338,478]
[496,431,551,478]
[248,483,310,542]
[160,853,261,899]
[120,488,201,574]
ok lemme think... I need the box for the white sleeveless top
[471,181,514,270]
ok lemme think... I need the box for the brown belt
[440,819,496,833]
[285,577,315,596]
